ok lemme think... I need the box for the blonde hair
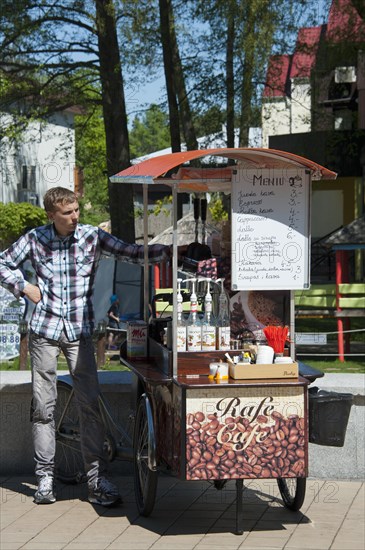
[43,187,78,213]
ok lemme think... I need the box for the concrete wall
[1,371,364,480]
[0,371,133,477]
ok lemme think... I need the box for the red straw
[263,326,289,353]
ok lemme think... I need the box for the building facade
[262,0,365,250]
[0,108,79,207]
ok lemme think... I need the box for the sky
[124,74,166,119]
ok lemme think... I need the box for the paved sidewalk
[1,474,363,550]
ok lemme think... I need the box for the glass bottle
[201,278,216,351]
[217,278,231,350]
[186,278,201,352]
[176,278,187,352]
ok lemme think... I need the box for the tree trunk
[238,4,255,148]
[238,59,253,147]
[168,1,198,151]
[159,0,188,219]
[159,0,181,153]
[95,0,135,241]
[226,10,235,151]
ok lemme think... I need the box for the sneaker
[34,475,56,504]
[88,477,122,507]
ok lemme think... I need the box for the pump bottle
[201,278,216,351]
[186,278,201,352]
[217,278,231,350]
[176,278,187,352]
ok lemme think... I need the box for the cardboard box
[127,320,148,359]
[229,362,298,380]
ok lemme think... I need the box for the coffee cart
[111,148,336,534]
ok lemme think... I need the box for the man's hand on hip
[23,283,41,304]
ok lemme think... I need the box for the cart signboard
[186,386,306,481]
[231,168,311,290]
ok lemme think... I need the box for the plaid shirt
[0,223,169,341]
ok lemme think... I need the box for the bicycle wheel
[55,380,85,484]
[98,392,134,460]
[133,394,158,516]
[277,477,306,511]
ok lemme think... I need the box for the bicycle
[54,378,158,516]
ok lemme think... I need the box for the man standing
[0,187,170,506]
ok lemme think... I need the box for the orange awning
[110,148,337,188]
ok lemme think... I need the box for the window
[21,165,36,190]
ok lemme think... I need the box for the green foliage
[192,106,226,140]
[75,106,109,226]
[75,103,171,225]
[152,195,172,216]
[134,194,172,219]
[129,105,170,159]
[0,202,48,248]
[209,194,228,222]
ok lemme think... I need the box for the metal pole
[172,185,178,377]
[235,479,244,535]
[143,183,149,323]
[290,290,295,360]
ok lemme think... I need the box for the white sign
[231,169,311,290]
[0,286,26,361]
[295,332,327,345]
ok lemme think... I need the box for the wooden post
[96,321,107,368]
[96,333,106,368]
[336,250,345,362]
[18,320,28,370]
[154,264,160,289]
[19,332,28,370]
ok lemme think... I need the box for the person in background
[107,294,120,350]
[0,186,170,507]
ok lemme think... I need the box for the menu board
[231,168,310,290]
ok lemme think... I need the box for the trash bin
[308,387,353,447]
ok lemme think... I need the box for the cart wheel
[133,394,158,516]
[55,380,86,484]
[277,477,306,511]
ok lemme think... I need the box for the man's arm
[0,234,32,299]
[98,228,171,264]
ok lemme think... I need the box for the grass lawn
[0,354,130,372]
[1,352,363,374]
[295,316,365,342]
[296,358,364,374]
[295,317,364,373]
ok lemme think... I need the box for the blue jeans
[29,331,108,485]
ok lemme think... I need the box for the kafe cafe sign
[0,286,26,361]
